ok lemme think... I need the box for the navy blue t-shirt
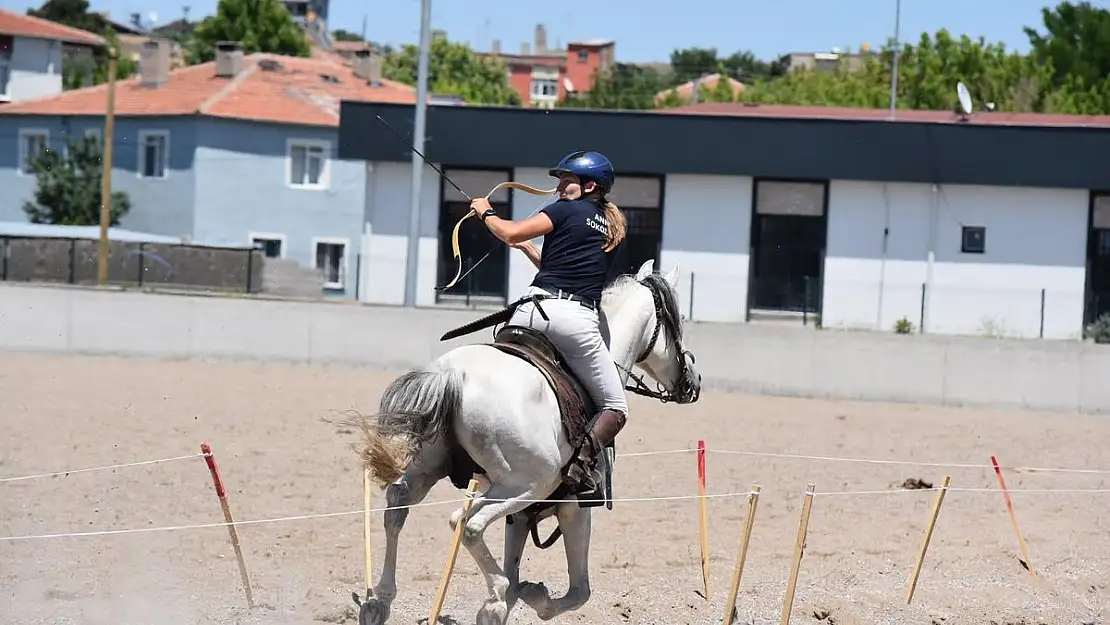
[531,198,619,303]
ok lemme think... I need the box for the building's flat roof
[338,100,1110,192]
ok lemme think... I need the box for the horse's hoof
[358,595,390,625]
[476,599,507,625]
[518,581,554,619]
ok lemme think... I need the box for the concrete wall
[0,115,197,238]
[3,36,63,102]
[660,174,752,323]
[822,181,1089,339]
[2,282,1108,414]
[360,160,441,306]
[193,118,366,297]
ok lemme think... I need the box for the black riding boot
[565,409,627,497]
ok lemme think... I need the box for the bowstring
[455,191,553,287]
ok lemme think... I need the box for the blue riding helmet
[548,150,615,194]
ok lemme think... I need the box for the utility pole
[887,0,902,119]
[97,46,118,286]
[403,0,432,307]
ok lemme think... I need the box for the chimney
[139,38,171,87]
[215,40,244,78]
[352,49,383,86]
[520,42,530,56]
[534,24,547,54]
[491,39,500,55]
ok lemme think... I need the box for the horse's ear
[664,263,680,289]
[635,259,655,280]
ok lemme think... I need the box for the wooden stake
[97,46,117,286]
[779,483,815,625]
[905,475,951,604]
[363,468,373,593]
[428,478,480,624]
[200,442,254,608]
[991,455,1035,576]
[722,484,761,625]
[696,439,711,601]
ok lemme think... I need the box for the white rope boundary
[1,444,1108,542]
[3,446,1109,484]
[0,452,208,483]
[2,484,1109,542]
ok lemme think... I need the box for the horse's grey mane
[604,271,683,342]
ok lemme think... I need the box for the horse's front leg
[358,469,438,625]
[519,502,593,620]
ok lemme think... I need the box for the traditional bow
[436,181,557,291]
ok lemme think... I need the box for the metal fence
[0,236,264,293]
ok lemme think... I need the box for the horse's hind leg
[358,468,440,625]
[456,483,549,625]
[519,502,593,620]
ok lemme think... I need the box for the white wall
[2,37,63,102]
[823,180,1089,339]
[659,174,753,322]
[507,167,557,297]
[360,161,441,306]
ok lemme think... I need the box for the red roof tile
[0,8,105,47]
[0,52,417,127]
[655,102,1110,129]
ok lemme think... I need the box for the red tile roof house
[0,8,107,104]
[0,40,419,298]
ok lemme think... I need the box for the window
[577,49,588,62]
[961,225,986,254]
[18,129,48,175]
[530,78,558,99]
[313,237,347,289]
[0,35,11,98]
[249,233,286,259]
[138,130,169,178]
[288,139,329,189]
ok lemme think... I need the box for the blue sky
[11,0,1071,62]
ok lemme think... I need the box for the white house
[337,100,1110,341]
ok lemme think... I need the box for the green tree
[184,0,310,64]
[737,29,1055,114]
[331,29,363,42]
[560,63,670,110]
[382,33,520,105]
[1024,1,1110,114]
[23,136,131,226]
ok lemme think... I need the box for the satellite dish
[956,81,973,116]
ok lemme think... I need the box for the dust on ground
[0,352,1106,625]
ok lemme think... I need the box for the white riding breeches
[509,286,629,415]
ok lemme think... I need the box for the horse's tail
[353,365,464,488]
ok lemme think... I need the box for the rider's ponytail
[601,199,626,253]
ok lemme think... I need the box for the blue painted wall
[0,114,367,298]
[192,118,366,296]
[0,114,197,237]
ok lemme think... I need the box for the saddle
[439,298,615,521]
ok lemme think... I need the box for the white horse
[345,259,701,625]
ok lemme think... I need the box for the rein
[436,181,557,292]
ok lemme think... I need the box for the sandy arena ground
[1,351,1107,625]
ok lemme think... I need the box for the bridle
[615,275,700,405]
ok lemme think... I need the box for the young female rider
[467,150,628,497]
